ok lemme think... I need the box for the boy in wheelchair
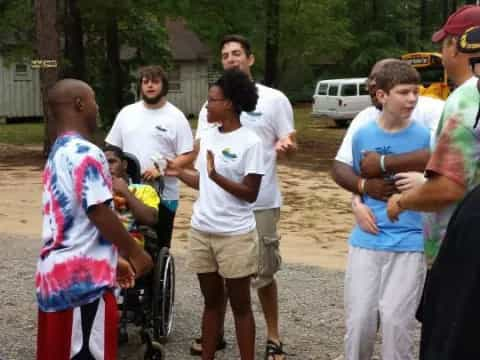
[105,146,175,358]
[105,145,160,248]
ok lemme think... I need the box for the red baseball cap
[432,5,480,43]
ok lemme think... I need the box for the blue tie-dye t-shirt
[36,132,118,312]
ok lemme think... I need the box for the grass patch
[0,105,332,146]
[0,122,44,145]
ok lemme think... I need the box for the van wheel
[334,119,349,128]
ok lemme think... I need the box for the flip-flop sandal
[265,339,288,360]
[189,336,227,356]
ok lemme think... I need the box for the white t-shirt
[191,126,265,235]
[196,83,294,210]
[106,101,194,200]
[335,96,445,166]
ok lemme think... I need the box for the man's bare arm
[331,161,359,194]
[331,160,396,200]
[361,150,430,178]
[397,174,465,212]
[387,173,466,221]
[88,203,153,277]
[171,151,196,168]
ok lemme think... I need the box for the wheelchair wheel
[152,246,175,343]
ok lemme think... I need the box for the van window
[359,82,369,95]
[328,85,338,96]
[340,84,357,96]
[317,83,328,95]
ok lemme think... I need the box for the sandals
[265,339,287,360]
[189,336,227,356]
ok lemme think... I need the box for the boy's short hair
[138,65,169,97]
[220,34,252,57]
[375,60,420,93]
[103,144,124,160]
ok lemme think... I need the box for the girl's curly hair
[214,68,258,115]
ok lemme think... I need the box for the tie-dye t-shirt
[36,132,117,312]
[424,77,480,265]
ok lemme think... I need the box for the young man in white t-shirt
[106,65,195,248]
[194,35,296,359]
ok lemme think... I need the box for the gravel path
[0,234,420,360]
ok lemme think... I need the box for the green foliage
[0,0,34,64]
[1,0,478,126]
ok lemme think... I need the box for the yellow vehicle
[401,52,450,100]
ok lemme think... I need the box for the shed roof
[166,19,211,61]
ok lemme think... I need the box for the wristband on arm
[357,178,366,195]
[380,155,387,173]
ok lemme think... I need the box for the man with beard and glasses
[106,65,195,249]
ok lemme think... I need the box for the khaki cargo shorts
[187,228,258,279]
[251,208,282,289]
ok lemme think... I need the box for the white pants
[344,246,426,360]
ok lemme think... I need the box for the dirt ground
[0,119,353,270]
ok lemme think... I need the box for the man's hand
[394,172,426,192]
[352,196,379,234]
[360,151,383,178]
[165,159,181,177]
[207,150,216,178]
[128,248,153,279]
[112,177,130,197]
[116,257,135,288]
[387,193,404,222]
[142,167,161,181]
[275,132,297,156]
[364,178,396,201]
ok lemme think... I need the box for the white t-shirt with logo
[106,101,194,200]
[192,126,265,235]
[196,84,294,210]
[335,96,444,166]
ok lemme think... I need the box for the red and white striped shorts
[37,291,118,360]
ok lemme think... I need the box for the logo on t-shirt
[221,148,238,160]
[156,125,167,132]
[374,145,393,155]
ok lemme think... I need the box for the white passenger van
[311,78,371,127]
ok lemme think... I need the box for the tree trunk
[105,15,123,122]
[372,0,378,23]
[35,0,59,156]
[451,0,457,11]
[64,0,85,80]
[264,0,279,87]
[420,0,428,41]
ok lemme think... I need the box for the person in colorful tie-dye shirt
[387,6,480,265]
[386,6,480,359]
[36,79,153,360]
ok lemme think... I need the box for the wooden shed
[0,56,43,119]
[165,19,212,117]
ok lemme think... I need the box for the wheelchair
[117,152,176,360]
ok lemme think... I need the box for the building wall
[0,57,43,118]
[167,61,208,117]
